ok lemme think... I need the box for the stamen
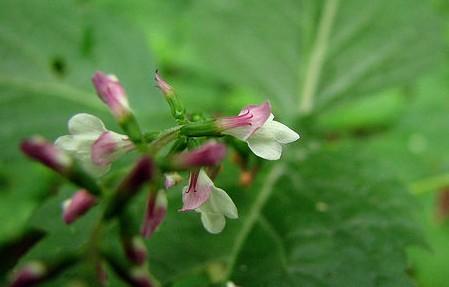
[186,171,200,193]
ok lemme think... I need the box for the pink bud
[92,71,131,120]
[10,261,46,287]
[62,190,97,224]
[91,131,134,167]
[130,267,155,287]
[172,141,227,169]
[119,157,154,194]
[154,70,173,96]
[164,173,183,189]
[123,236,147,265]
[21,137,72,174]
[141,190,167,239]
[218,101,272,140]
[180,170,212,212]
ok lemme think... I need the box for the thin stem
[147,126,182,155]
[299,0,339,115]
[225,164,285,279]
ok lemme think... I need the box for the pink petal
[63,190,97,224]
[141,191,167,239]
[180,170,212,211]
[174,141,227,169]
[92,71,130,119]
[219,101,272,140]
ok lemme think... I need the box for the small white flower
[219,102,300,160]
[245,113,300,160]
[181,169,238,234]
[55,113,133,176]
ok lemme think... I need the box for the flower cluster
[16,70,299,286]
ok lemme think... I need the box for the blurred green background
[1,0,449,286]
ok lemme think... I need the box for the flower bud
[62,190,97,224]
[141,190,167,239]
[217,101,271,140]
[129,266,155,287]
[92,131,134,167]
[10,261,46,287]
[154,70,174,97]
[167,141,227,170]
[21,137,72,174]
[92,72,131,121]
[154,70,186,123]
[104,157,154,219]
[122,236,147,265]
[164,172,182,189]
[21,137,102,195]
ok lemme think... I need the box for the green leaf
[139,145,420,286]
[181,0,442,117]
[0,0,165,247]
[0,0,167,161]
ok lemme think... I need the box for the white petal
[222,126,253,141]
[77,153,110,177]
[247,135,282,160]
[210,187,238,219]
[198,169,215,186]
[200,212,226,234]
[68,113,106,135]
[55,135,78,152]
[264,120,300,144]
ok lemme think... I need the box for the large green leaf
[109,144,417,287]
[18,144,420,287]
[182,0,442,117]
[0,0,168,161]
[1,0,442,286]
[0,0,167,245]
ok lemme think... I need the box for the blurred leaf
[0,0,167,242]
[0,0,166,161]
[364,66,449,183]
[361,65,449,287]
[181,0,442,118]
[315,88,406,134]
[0,0,444,286]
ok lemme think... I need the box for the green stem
[147,126,182,155]
[224,164,285,279]
[299,0,339,115]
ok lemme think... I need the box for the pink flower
[181,170,238,234]
[62,189,97,224]
[21,137,72,174]
[92,72,131,121]
[92,131,134,167]
[218,102,300,160]
[171,141,227,169]
[180,170,211,211]
[141,190,167,239]
[218,102,272,140]
[55,113,134,176]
